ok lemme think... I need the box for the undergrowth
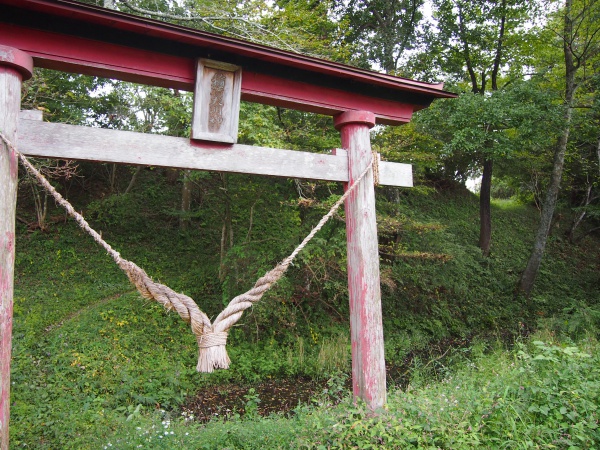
[299,334,600,449]
[54,333,600,449]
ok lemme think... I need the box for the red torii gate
[0,0,454,446]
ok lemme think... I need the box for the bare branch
[117,0,301,53]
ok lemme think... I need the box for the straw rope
[372,150,380,186]
[2,131,375,372]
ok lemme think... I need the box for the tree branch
[457,4,480,93]
[118,0,301,54]
[491,0,507,91]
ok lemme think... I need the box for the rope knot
[196,331,231,372]
[196,331,228,349]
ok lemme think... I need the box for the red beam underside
[0,24,413,124]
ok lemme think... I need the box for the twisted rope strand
[372,150,380,186]
[3,130,375,372]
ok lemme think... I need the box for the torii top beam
[0,0,454,126]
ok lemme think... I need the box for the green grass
[11,176,600,448]
[298,334,600,449]
[30,333,598,449]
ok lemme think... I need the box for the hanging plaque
[191,59,242,143]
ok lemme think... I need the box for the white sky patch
[467,176,482,193]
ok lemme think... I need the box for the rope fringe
[2,130,374,373]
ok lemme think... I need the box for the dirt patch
[182,331,532,422]
[181,377,333,422]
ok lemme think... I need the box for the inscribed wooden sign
[191,59,242,143]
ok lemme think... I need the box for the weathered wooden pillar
[0,45,33,450]
[334,110,386,411]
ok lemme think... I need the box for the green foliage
[13,171,600,448]
[372,122,442,184]
[10,4,600,445]
[22,333,594,449]
[539,300,600,340]
[335,0,425,73]
[297,335,600,449]
[416,82,561,183]
[22,69,113,125]
[242,388,261,419]
[480,339,600,448]
[268,0,351,60]
[416,0,539,90]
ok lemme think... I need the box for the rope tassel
[197,332,230,372]
[3,131,375,373]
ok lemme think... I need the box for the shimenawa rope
[2,131,376,372]
[372,150,380,186]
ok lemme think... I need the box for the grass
[10,223,349,448]
[11,173,600,448]
[298,333,600,449]
[32,332,598,449]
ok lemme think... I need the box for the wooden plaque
[191,59,242,143]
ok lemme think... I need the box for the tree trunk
[518,104,574,296]
[457,4,480,94]
[124,166,141,195]
[479,158,493,256]
[491,0,507,91]
[597,133,600,175]
[165,168,179,185]
[218,173,232,282]
[180,169,192,230]
[109,163,117,193]
[31,183,49,231]
[478,1,505,257]
[518,0,577,296]
[568,184,593,243]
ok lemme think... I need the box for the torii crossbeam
[0,1,454,446]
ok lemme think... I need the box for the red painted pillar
[334,111,386,411]
[0,46,33,450]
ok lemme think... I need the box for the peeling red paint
[0,297,14,350]
[0,44,33,80]
[0,267,6,293]
[8,150,17,179]
[0,297,14,431]
[0,43,29,450]
[338,112,386,411]
[3,232,14,256]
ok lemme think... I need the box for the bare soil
[182,377,331,422]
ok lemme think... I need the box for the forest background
[10,0,600,448]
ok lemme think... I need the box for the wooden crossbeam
[16,117,413,187]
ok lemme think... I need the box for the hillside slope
[11,168,600,447]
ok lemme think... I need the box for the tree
[417,81,560,207]
[518,0,600,296]
[416,0,537,256]
[562,65,600,242]
[335,0,425,73]
[108,0,344,58]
